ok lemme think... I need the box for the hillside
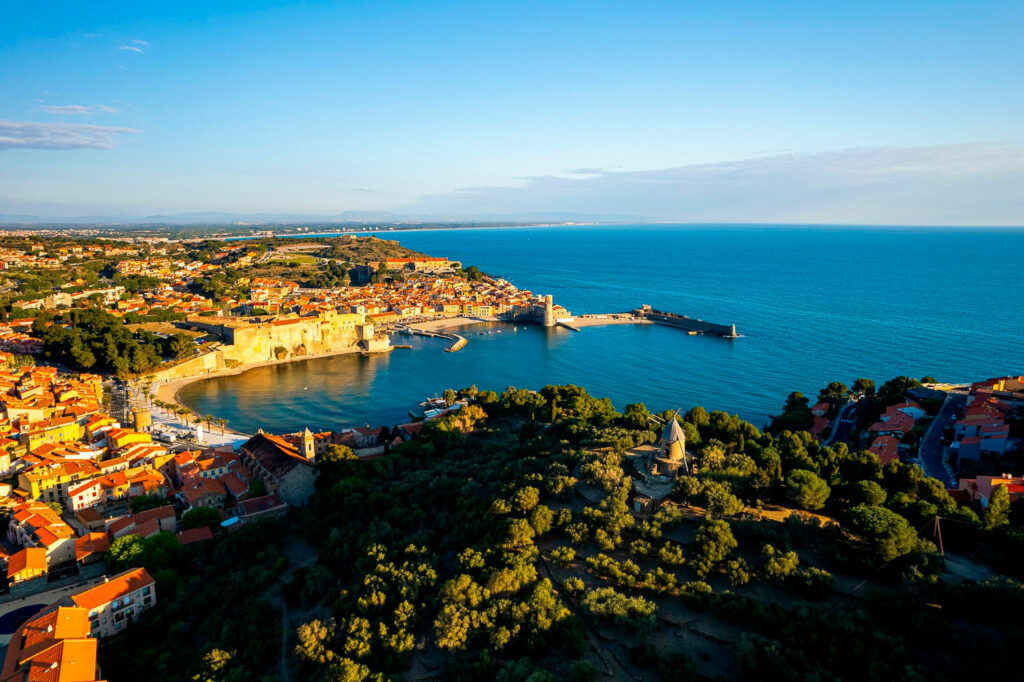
[97,384,1024,682]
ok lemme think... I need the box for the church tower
[301,427,316,461]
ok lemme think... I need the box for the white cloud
[131,39,149,46]
[0,120,139,150]
[118,45,143,53]
[411,143,1024,226]
[41,104,119,115]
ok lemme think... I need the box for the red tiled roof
[71,567,154,611]
[74,533,110,562]
[7,547,47,578]
[177,527,214,545]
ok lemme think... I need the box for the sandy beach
[406,316,496,332]
[151,346,369,436]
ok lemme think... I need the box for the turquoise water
[180,224,1024,433]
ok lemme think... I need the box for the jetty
[395,324,468,352]
[572,305,739,338]
[390,301,739,353]
[636,306,739,338]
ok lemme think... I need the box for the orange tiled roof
[71,567,154,611]
[7,547,47,578]
[74,533,111,563]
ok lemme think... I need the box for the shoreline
[149,315,655,436]
[153,316,501,433]
[152,346,370,437]
[404,316,497,332]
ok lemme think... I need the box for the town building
[237,431,317,507]
[0,606,101,682]
[71,567,157,638]
[6,547,47,584]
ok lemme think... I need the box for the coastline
[150,317,491,434]
[152,345,369,436]
[404,316,496,332]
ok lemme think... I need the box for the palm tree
[204,414,215,432]
[217,417,228,435]
[175,406,189,425]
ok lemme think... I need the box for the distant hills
[0,209,658,226]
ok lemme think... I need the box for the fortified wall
[151,310,390,381]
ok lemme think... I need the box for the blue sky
[1,1,1022,223]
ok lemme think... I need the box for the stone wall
[151,311,388,382]
[151,349,224,382]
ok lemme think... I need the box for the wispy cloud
[411,143,1024,226]
[0,120,139,150]
[118,40,148,53]
[41,104,119,115]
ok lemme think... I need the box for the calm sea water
[181,225,1024,433]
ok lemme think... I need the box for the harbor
[392,303,740,354]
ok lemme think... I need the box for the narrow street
[918,392,967,487]
[823,399,862,447]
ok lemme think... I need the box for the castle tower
[543,294,555,327]
[301,427,316,461]
[132,408,152,433]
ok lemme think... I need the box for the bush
[786,469,831,511]
[581,587,656,626]
[629,539,653,558]
[694,520,737,564]
[563,577,585,596]
[657,542,686,566]
[565,522,589,545]
[847,504,918,562]
[725,558,751,586]
[551,546,576,567]
[852,480,887,506]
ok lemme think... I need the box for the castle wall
[151,349,224,382]
[224,312,367,364]
[153,311,386,381]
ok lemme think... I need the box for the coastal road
[823,400,862,447]
[918,391,968,487]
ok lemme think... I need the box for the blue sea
[181,224,1024,433]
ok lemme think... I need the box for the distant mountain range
[0,210,657,226]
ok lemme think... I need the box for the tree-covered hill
[99,384,1024,682]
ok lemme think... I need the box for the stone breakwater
[572,307,738,338]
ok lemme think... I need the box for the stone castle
[151,310,390,382]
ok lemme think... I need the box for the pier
[394,324,468,352]
[635,306,739,338]
[390,302,739,354]
[571,306,739,338]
